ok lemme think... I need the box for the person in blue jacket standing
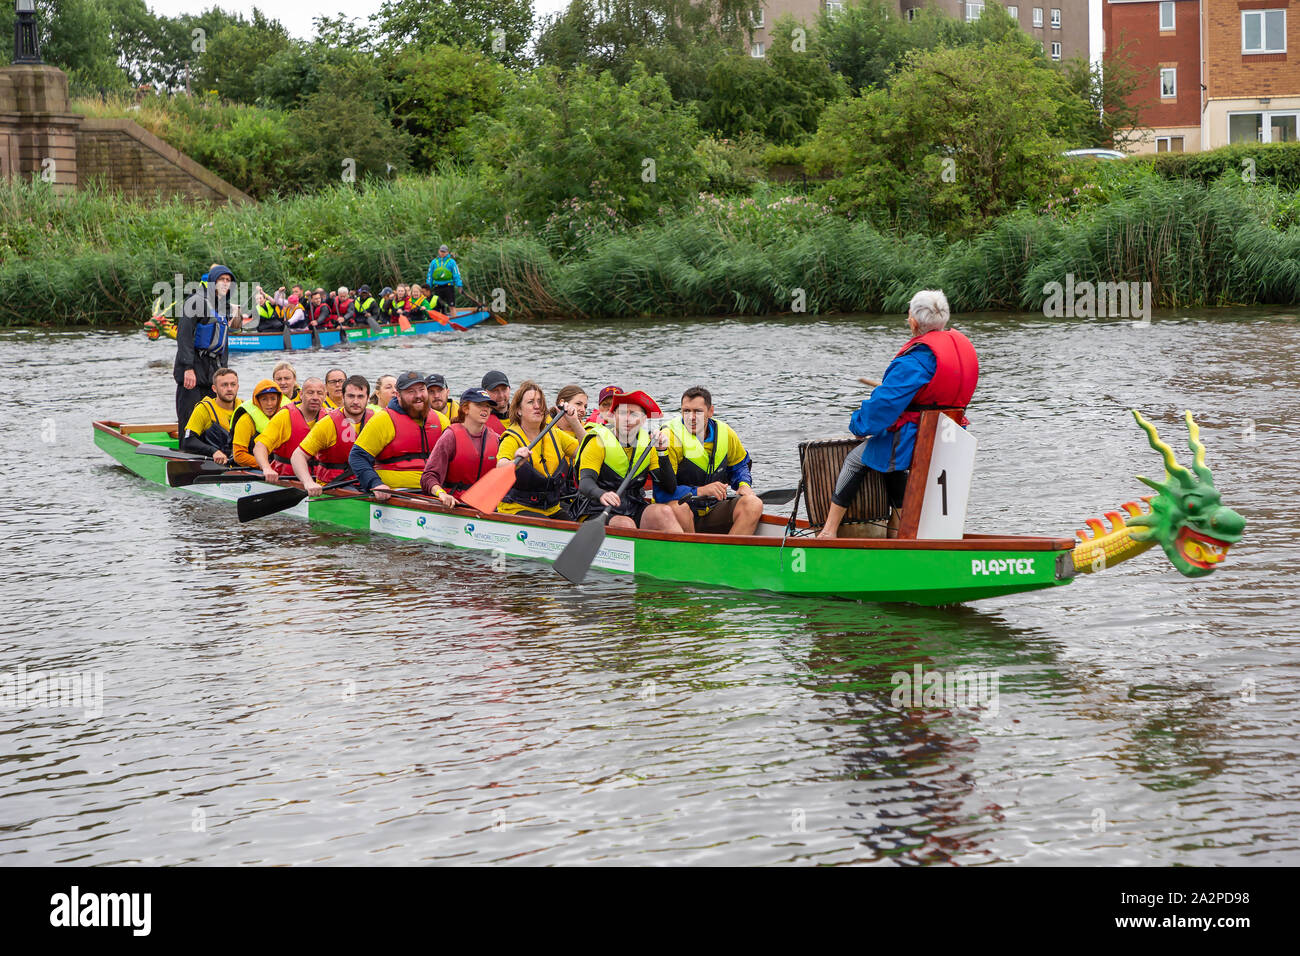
[426,244,463,312]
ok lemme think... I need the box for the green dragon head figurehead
[1128,410,1245,577]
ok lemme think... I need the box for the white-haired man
[818,289,979,539]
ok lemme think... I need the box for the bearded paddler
[173,264,234,436]
[818,289,979,539]
[180,367,239,464]
[659,386,761,535]
[573,390,681,532]
[291,374,373,496]
[349,371,449,502]
[253,377,326,483]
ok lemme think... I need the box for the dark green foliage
[1143,142,1300,192]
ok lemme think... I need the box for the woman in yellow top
[495,381,585,519]
[230,379,285,467]
[573,390,682,532]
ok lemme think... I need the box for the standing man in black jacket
[174,264,235,436]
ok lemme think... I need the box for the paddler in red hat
[573,390,684,532]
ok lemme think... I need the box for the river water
[0,310,1296,865]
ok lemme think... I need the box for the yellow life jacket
[584,422,652,490]
[665,415,731,486]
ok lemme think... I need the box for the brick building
[1107,0,1300,153]
[749,0,1101,67]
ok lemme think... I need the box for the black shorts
[831,453,908,510]
[573,494,647,524]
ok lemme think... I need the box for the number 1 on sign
[937,469,948,515]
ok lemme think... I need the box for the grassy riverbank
[3,164,1299,327]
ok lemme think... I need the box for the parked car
[1063,148,1128,160]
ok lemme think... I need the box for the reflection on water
[0,311,1297,864]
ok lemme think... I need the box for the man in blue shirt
[818,289,978,539]
[426,244,463,312]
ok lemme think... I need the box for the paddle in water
[135,443,209,461]
[460,407,573,513]
[463,290,508,325]
[554,440,658,585]
[237,475,359,523]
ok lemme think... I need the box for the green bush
[1143,141,1300,192]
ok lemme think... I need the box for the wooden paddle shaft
[859,376,881,387]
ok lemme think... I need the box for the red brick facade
[1105,0,1202,128]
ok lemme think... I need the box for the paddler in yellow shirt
[230,380,284,467]
[180,367,239,463]
[348,371,450,500]
[573,390,683,532]
[493,380,585,520]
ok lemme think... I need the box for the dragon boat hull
[146,309,494,352]
[94,421,1078,607]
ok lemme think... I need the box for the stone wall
[76,119,251,205]
[0,63,251,205]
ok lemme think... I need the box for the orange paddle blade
[397,313,414,332]
[460,465,518,513]
[427,310,449,326]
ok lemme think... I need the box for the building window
[1230,111,1299,143]
[751,42,765,58]
[905,7,917,19]
[966,2,984,21]
[1008,5,1019,18]
[752,7,764,27]
[1032,7,1043,27]
[1160,67,1176,98]
[1242,10,1286,54]
[1159,1,1175,31]
[1050,8,1061,27]
[825,0,843,14]
[1156,136,1185,152]
[1050,41,1061,60]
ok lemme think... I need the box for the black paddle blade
[136,443,204,460]
[237,485,308,523]
[757,488,798,505]
[554,512,612,584]
[185,470,262,486]
[165,459,235,486]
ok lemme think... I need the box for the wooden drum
[799,437,891,533]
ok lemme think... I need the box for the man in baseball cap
[425,373,458,422]
[586,384,624,426]
[427,244,462,313]
[481,371,510,435]
[348,370,450,500]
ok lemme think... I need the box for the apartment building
[748,0,1101,67]
[1104,0,1202,151]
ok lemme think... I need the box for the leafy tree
[193,9,290,104]
[810,38,1078,235]
[818,0,961,92]
[1060,45,1147,150]
[0,0,130,93]
[374,0,535,70]
[386,45,508,170]
[467,66,706,226]
[290,66,413,191]
[698,17,844,145]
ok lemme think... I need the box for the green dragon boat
[92,409,1244,607]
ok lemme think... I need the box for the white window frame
[905,7,917,19]
[750,42,765,58]
[1050,8,1061,28]
[1159,1,1175,31]
[966,2,984,21]
[1242,10,1286,54]
[1032,7,1044,27]
[752,7,764,28]
[1050,41,1061,60]
[825,0,844,15]
[1160,68,1176,98]
[1228,110,1300,143]
[1007,5,1019,19]
[1156,136,1185,152]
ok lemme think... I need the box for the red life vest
[444,423,499,497]
[270,404,317,476]
[486,413,506,437]
[888,329,979,431]
[314,407,374,482]
[377,406,444,474]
